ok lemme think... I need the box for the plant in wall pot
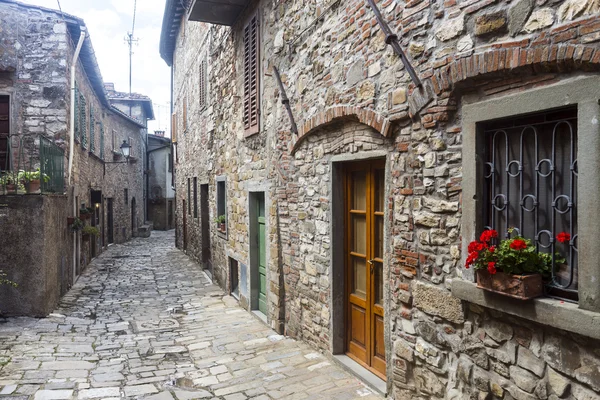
[215,215,226,232]
[20,169,50,194]
[82,225,99,240]
[466,228,568,300]
[0,172,24,194]
[69,217,85,232]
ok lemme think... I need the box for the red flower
[487,262,497,275]
[468,241,486,253]
[465,252,478,269]
[480,229,498,243]
[489,246,496,253]
[509,239,527,251]
[556,232,571,244]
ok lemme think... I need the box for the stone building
[0,0,152,316]
[161,0,600,398]
[147,131,175,230]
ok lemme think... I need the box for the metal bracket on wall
[273,66,299,136]
[366,0,422,88]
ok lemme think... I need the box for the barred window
[481,107,578,300]
[199,59,207,110]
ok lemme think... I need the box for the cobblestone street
[0,231,382,400]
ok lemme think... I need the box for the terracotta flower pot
[25,179,41,193]
[476,269,543,300]
[5,183,16,193]
[67,217,76,225]
[220,222,226,232]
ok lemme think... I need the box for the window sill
[451,279,600,340]
[217,229,227,239]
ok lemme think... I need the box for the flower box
[476,269,543,300]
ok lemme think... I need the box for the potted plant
[0,173,18,194]
[82,225,99,240]
[79,205,92,219]
[21,168,50,194]
[465,228,568,300]
[215,215,226,232]
[69,217,85,232]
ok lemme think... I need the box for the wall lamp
[103,140,131,175]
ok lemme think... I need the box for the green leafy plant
[20,169,50,183]
[214,215,226,224]
[82,225,100,237]
[70,217,85,232]
[466,228,567,276]
[0,270,17,289]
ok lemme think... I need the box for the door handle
[368,259,375,274]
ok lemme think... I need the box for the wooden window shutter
[171,112,178,143]
[243,14,260,136]
[199,60,207,109]
[183,96,187,131]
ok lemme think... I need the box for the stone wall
[169,0,600,398]
[0,195,70,317]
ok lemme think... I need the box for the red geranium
[468,241,486,253]
[465,252,478,269]
[489,246,496,253]
[480,229,498,243]
[509,239,527,251]
[487,261,497,275]
[556,232,571,244]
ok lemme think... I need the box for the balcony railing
[0,135,65,195]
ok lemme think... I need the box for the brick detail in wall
[291,106,392,154]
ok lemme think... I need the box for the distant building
[147,131,174,230]
[0,0,153,316]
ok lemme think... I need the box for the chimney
[104,82,115,92]
[154,130,165,137]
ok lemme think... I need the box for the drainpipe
[69,27,86,284]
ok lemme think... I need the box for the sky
[22,0,171,136]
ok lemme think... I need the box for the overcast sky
[23,0,171,136]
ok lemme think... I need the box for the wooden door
[183,199,188,251]
[0,96,9,170]
[200,184,212,277]
[107,198,114,244]
[345,160,386,379]
[257,193,267,314]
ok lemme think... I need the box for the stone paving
[0,231,383,400]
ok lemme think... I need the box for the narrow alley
[0,231,382,400]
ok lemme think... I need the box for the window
[183,95,188,132]
[171,112,177,143]
[193,177,198,219]
[168,153,173,172]
[112,129,117,151]
[243,14,260,136]
[128,137,134,158]
[230,257,239,298]
[187,178,191,215]
[0,96,9,171]
[480,107,578,299]
[199,59,207,110]
[124,188,128,205]
[99,123,105,160]
[217,179,226,233]
[74,84,81,142]
[89,104,95,152]
[79,93,87,149]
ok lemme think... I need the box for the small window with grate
[481,107,578,300]
[243,14,260,137]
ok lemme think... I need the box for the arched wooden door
[131,197,136,235]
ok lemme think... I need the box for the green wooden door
[258,194,267,314]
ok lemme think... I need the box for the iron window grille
[481,107,578,301]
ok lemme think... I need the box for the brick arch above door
[291,106,392,155]
[429,44,600,97]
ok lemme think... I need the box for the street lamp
[104,140,132,175]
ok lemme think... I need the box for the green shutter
[74,84,80,142]
[81,95,87,149]
[99,123,105,160]
[89,104,95,152]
